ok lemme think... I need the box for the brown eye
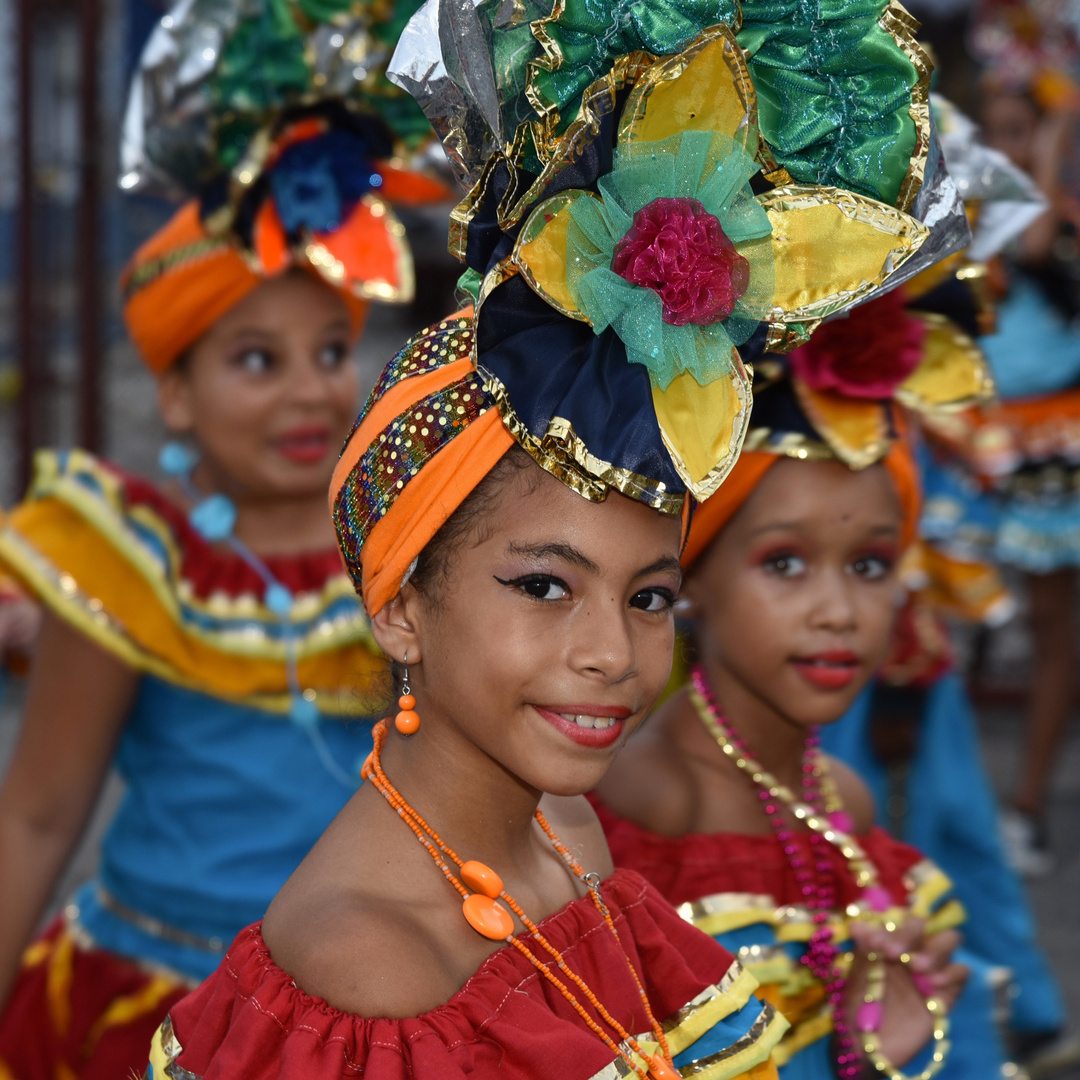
[629,588,674,613]
[236,348,273,373]
[763,553,805,577]
[318,341,348,368]
[494,574,570,601]
[849,555,893,580]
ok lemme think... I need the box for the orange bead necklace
[361,720,676,1080]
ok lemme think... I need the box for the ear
[370,587,425,665]
[157,366,195,433]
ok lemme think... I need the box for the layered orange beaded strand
[361,720,676,1080]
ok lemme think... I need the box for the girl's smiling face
[157,269,360,500]
[685,458,903,729]
[371,455,684,797]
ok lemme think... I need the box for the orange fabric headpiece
[681,441,921,570]
[121,201,371,374]
[330,315,515,616]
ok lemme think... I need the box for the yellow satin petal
[896,312,996,413]
[652,356,752,500]
[761,186,928,332]
[620,25,757,153]
[792,380,892,469]
[511,191,589,320]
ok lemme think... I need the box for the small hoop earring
[395,652,421,735]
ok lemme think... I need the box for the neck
[185,459,338,556]
[698,651,810,794]
[378,719,548,875]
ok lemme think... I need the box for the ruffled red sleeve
[156,869,778,1080]
[591,796,923,909]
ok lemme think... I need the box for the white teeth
[557,713,616,730]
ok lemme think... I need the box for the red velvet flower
[786,291,926,399]
[611,197,750,326]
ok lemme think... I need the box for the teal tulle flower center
[564,129,773,391]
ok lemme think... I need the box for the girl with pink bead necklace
[594,305,1006,1080]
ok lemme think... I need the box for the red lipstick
[790,650,861,691]
[531,705,630,749]
[273,424,331,464]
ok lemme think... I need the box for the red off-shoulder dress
[146,869,788,1080]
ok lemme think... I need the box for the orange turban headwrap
[681,442,921,570]
[121,201,371,374]
[330,315,515,615]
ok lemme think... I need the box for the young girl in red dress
[594,300,1002,1079]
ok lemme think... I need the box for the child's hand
[846,916,967,1070]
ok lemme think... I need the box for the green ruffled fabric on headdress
[476,0,926,209]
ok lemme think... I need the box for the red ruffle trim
[103,461,344,601]
[590,797,922,910]
[0,917,187,1080]
[168,869,740,1080]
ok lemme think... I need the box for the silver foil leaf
[120,0,248,199]
[389,0,500,187]
[933,94,1047,263]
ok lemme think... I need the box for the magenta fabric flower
[786,291,926,399]
[611,197,750,326]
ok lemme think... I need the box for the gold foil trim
[308,194,414,303]
[879,0,933,214]
[760,184,929,329]
[449,151,504,263]
[617,25,757,155]
[793,380,893,470]
[677,1004,788,1079]
[652,357,754,501]
[741,428,839,462]
[149,1016,202,1080]
[895,312,996,415]
[479,368,685,514]
[511,190,594,320]
[516,51,654,226]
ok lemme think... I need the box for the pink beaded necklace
[689,665,949,1080]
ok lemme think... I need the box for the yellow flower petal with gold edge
[619,25,757,155]
[895,312,996,414]
[792,379,892,470]
[760,186,929,336]
[511,190,592,321]
[652,353,752,500]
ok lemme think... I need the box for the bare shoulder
[594,692,698,837]
[261,794,495,1020]
[823,754,876,835]
[263,864,475,1019]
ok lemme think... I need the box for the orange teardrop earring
[395,653,420,736]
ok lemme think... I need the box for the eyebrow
[505,543,682,581]
[636,555,683,581]
[506,541,600,573]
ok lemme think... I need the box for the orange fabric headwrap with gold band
[681,442,921,571]
[121,200,371,374]
[330,316,515,616]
